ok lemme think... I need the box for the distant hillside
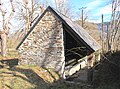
[96,22,110,32]
[75,20,101,45]
[75,20,98,30]
[8,30,25,49]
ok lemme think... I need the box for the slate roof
[16,6,101,51]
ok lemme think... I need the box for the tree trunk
[1,33,7,56]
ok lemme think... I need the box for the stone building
[16,6,101,77]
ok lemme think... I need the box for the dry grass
[0,65,93,89]
[0,49,19,61]
[0,65,59,89]
[14,65,60,83]
[0,59,119,89]
[0,68,35,89]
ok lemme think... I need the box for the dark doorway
[63,25,90,66]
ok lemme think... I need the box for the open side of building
[16,6,101,78]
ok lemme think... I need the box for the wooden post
[79,7,86,28]
[101,14,104,53]
[82,9,84,27]
[106,24,110,52]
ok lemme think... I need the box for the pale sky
[0,0,115,33]
[71,0,112,23]
[49,0,112,23]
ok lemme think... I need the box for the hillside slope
[76,21,101,45]
[0,55,120,89]
[92,51,120,89]
[0,65,91,89]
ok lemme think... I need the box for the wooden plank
[65,56,88,76]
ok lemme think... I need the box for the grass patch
[0,49,19,60]
[0,65,93,89]
[1,52,120,89]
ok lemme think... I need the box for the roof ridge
[49,6,71,20]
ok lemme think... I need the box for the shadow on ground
[9,66,59,89]
[91,51,120,89]
[8,66,87,89]
[1,52,120,89]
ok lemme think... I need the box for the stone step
[66,67,89,82]
[73,68,88,82]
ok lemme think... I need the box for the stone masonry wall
[18,11,65,74]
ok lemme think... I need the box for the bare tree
[0,0,15,56]
[107,0,120,52]
[54,0,72,18]
[12,0,44,45]
[15,0,72,37]
[14,0,72,45]
[15,0,44,34]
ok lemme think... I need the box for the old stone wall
[18,11,65,74]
